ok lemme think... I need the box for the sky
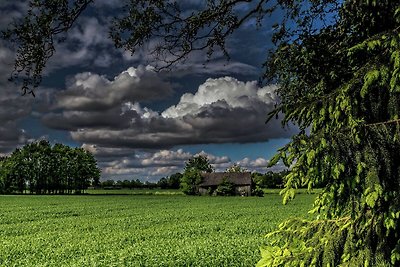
[0,1,296,181]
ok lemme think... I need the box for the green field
[86,188,184,195]
[0,193,315,266]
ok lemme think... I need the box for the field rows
[0,194,315,266]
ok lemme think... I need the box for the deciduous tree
[168,172,182,189]
[225,163,247,173]
[181,155,213,195]
[184,155,214,173]
[0,141,101,194]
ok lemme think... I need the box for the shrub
[215,178,235,196]
[252,186,264,197]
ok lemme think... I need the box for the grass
[0,193,316,266]
[86,188,184,195]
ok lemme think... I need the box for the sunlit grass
[86,188,184,195]
[0,194,315,266]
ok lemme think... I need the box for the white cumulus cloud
[162,77,278,118]
[54,65,173,111]
[44,73,295,149]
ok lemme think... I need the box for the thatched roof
[199,172,252,187]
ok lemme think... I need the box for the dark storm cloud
[121,41,259,78]
[42,108,140,131]
[54,66,174,111]
[45,75,296,149]
[0,121,29,154]
[46,16,118,71]
[0,1,270,78]
[180,99,285,144]
[0,97,31,122]
[0,1,28,27]
[0,14,32,154]
[81,144,135,159]
[0,64,33,153]
[0,44,15,79]
[69,127,191,149]
[0,121,26,142]
[93,0,125,8]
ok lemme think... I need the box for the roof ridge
[199,172,252,186]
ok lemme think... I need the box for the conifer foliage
[259,1,400,266]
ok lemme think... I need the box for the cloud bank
[44,70,293,150]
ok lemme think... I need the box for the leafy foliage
[181,155,213,195]
[215,177,235,196]
[259,1,400,266]
[252,171,288,189]
[225,163,248,173]
[167,172,183,189]
[181,168,203,196]
[99,178,173,190]
[0,141,100,194]
[184,155,214,173]
[157,172,183,189]
[251,186,265,197]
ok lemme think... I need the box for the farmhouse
[198,172,252,196]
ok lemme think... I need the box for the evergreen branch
[364,119,400,127]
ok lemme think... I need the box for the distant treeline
[0,141,100,194]
[100,173,182,190]
[100,171,295,190]
[252,170,326,189]
[252,171,288,188]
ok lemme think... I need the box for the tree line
[102,170,289,191]
[100,156,289,192]
[100,173,182,190]
[0,140,100,194]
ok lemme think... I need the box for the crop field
[0,193,315,266]
[86,188,184,195]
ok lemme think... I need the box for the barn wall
[235,185,251,196]
[199,185,252,196]
[198,187,208,195]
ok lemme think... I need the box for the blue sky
[0,1,295,181]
